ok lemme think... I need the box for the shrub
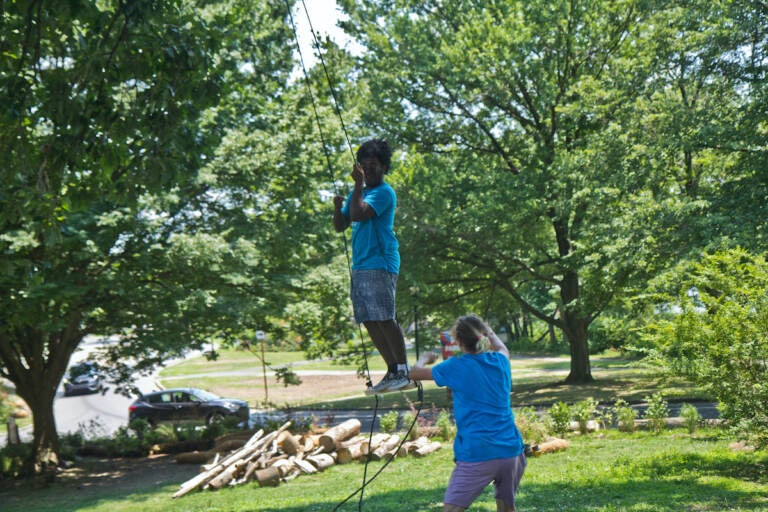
[547,401,572,436]
[644,392,669,433]
[515,406,548,444]
[435,410,455,441]
[379,411,399,433]
[613,399,637,433]
[646,249,768,447]
[571,397,598,435]
[400,411,420,440]
[680,402,702,434]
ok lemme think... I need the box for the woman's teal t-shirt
[431,351,524,462]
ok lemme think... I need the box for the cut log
[175,450,215,465]
[398,436,430,457]
[293,458,318,474]
[338,440,366,463]
[414,441,441,457]
[173,421,291,499]
[254,466,281,487]
[371,434,400,461]
[298,434,317,452]
[318,419,362,452]
[207,459,247,489]
[533,437,569,456]
[277,431,300,456]
[306,453,335,470]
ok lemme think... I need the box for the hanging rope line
[284,0,373,391]
[285,3,425,510]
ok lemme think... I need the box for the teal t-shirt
[431,352,524,462]
[340,183,400,273]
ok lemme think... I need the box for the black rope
[285,0,372,388]
[285,4,424,510]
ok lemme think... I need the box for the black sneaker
[365,371,396,395]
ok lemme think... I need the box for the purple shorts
[444,454,527,509]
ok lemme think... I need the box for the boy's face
[359,157,385,186]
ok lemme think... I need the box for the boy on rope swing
[409,314,526,512]
[333,139,416,394]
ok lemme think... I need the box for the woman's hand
[415,351,439,368]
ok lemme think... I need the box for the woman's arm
[484,326,509,358]
[409,351,438,381]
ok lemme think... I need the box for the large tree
[339,0,759,383]
[0,0,305,474]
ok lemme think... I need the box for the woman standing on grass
[409,313,526,512]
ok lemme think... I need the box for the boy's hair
[451,313,489,353]
[356,139,392,172]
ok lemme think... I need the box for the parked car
[128,387,250,427]
[63,361,103,396]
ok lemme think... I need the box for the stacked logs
[172,418,442,498]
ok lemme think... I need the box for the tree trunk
[559,266,594,384]
[562,311,593,384]
[22,384,60,478]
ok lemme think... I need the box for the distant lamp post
[255,330,267,406]
[410,287,420,360]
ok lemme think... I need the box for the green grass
[2,428,766,511]
[157,348,712,411]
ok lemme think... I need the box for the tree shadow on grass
[253,452,768,512]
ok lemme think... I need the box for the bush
[547,401,572,436]
[644,392,669,433]
[646,248,768,447]
[515,407,548,444]
[0,443,33,479]
[571,397,598,435]
[680,402,702,434]
[435,410,455,441]
[400,412,420,440]
[379,411,399,433]
[613,399,637,433]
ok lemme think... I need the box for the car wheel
[207,413,224,426]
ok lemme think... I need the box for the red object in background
[440,331,459,359]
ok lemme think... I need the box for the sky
[291,0,359,67]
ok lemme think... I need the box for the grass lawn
[2,428,766,511]
[157,348,712,411]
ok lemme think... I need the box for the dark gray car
[128,387,249,427]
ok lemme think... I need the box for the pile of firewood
[172,418,441,498]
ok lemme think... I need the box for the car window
[147,393,171,404]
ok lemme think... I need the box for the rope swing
[285,2,424,510]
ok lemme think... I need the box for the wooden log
[215,439,248,454]
[277,431,300,456]
[254,466,281,487]
[207,459,247,489]
[318,419,362,452]
[298,434,317,452]
[338,440,366,464]
[175,450,216,465]
[533,438,569,456]
[371,434,400,461]
[306,453,335,470]
[202,453,221,471]
[397,436,430,457]
[414,441,442,457]
[173,421,292,499]
[293,458,318,474]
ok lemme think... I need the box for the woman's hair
[450,313,490,353]
[356,139,392,172]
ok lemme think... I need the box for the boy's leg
[443,505,466,512]
[363,320,396,366]
[378,319,407,364]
